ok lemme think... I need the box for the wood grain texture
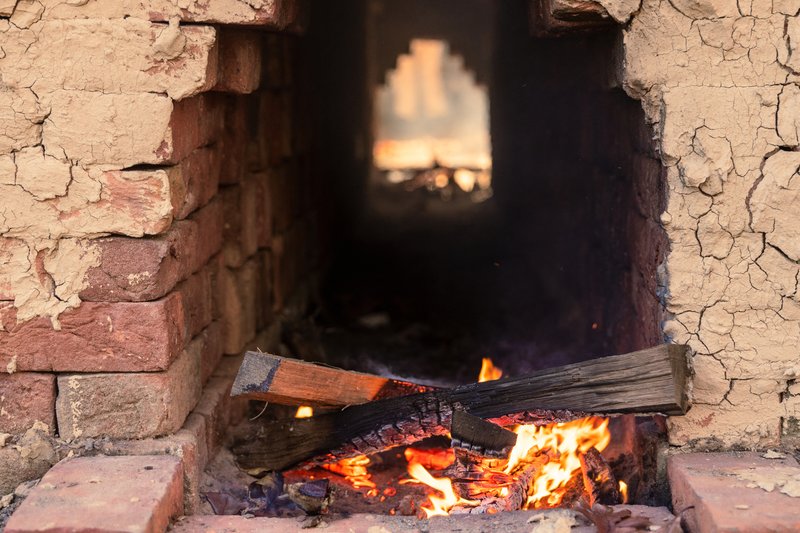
[230,351,433,407]
[234,345,690,471]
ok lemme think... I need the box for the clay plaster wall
[618,0,800,447]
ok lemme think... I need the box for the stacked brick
[0,0,317,484]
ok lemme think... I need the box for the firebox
[218,0,678,522]
[2,0,799,530]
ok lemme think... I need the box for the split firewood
[230,351,435,408]
[234,345,689,471]
[579,447,621,506]
[452,453,551,513]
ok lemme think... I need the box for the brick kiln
[0,0,799,531]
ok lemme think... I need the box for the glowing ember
[323,455,378,496]
[404,447,456,471]
[405,462,478,517]
[294,405,314,418]
[477,357,503,382]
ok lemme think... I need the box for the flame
[294,405,314,418]
[504,417,611,508]
[477,358,502,382]
[404,447,455,471]
[405,462,478,517]
[619,480,628,503]
[322,455,378,495]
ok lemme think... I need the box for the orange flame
[619,480,629,503]
[294,405,313,418]
[477,357,502,382]
[403,360,613,517]
[323,455,378,495]
[405,462,478,517]
[505,417,610,508]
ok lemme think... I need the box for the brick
[176,265,215,339]
[0,373,56,434]
[272,223,307,311]
[100,425,204,514]
[81,199,223,302]
[42,91,221,167]
[0,88,46,155]
[254,172,273,248]
[255,251,274,331]
[269,164,301,233]
[218,259,259,354]
[221,178,260,268]
[219,95,252,184]
[2,164,178,241]
[41,0,303,27]
[214,28,262,94]
[0,445,55,495]
[172,146,223,220]
[0,293,187,373]
[56,333,205,439]
[6,455,183,533]
[669,452,800,533]
[200,321,225,385]
[192,377,235,459]
[0,20,218,100]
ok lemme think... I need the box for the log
[230,351,434,407]
[450,409,518,459]
[234,345,689,471]
[579,447,621,506]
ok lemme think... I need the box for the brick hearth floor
[5,451,800,531]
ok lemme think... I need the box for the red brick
[103,428,203,514]
[192,376,235,459]
[6,455,183,533]
[172,145,222,220]
[272,223,307,311]
[219,96,251,184]
[200,320,224,385]
[269,164,303,233]
[256,91,283,165]
[81,199,222,302]
[255,250,274,331]
[55,332,205,439]
[254,171,273,248]
[669,452,800,533]
[176,264,215,339]
[0,294,187,373]
[0,373,56,434]
[218,259,259,354]
[221,177,259,267]
[214,29,263,94]
[162,93,224,164]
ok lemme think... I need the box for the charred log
[579,447,621,506]
[450,409,518,459]
[234,345,689,471]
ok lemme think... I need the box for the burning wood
[233,345,689,471]
[231,345,689,518]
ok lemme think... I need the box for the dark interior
[299,0,667,384]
